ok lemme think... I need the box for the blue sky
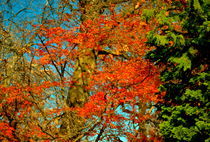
[0,0,46,26]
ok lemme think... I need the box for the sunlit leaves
[0,0,165,141]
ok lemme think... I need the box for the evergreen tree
[146,0,210,141]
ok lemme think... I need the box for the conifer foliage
[146,0,210,141]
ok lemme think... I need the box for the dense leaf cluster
[146,0,209,141]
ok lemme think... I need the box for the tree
[0,0,164,141]
[0,1,65,141]
[36,0,164,141]
[146,0,209,141]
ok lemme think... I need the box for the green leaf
[193,0,203,12]
[181,89,204,102]
[154,35,169,46]
[196,121,210,131]
[142,9,155,21]
[169,53,191,71]
[172,126,198,141]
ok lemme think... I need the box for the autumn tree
[1,0,166,141]
[0,1,65,141]
[146,0,209,141]
[36,0,165,141]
